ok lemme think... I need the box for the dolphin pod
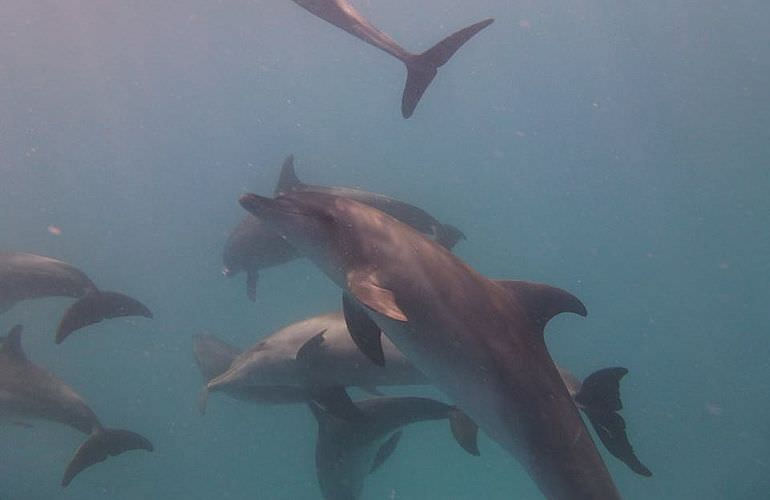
[194,311,650,477]
[223,155,465,301]
[0,252,153,343]
[288,1,493,118]
[239,190,633,499]
[0,325,153,486]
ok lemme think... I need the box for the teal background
[1,1,768,498]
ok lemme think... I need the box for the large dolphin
[0,252,153,343]
[288,1,494,118]
[239,191,625,499]
[309,396,479,500]
[197,311,650,476]
[0,325,153,486]
[223,156,465,301]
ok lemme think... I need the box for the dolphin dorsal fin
[0,325,27,361]
[495,280,587,332]
[274,154,302,196]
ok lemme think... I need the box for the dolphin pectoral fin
[246,269,258,302]
[494,280,587,330]
[359,385,385,397]
[0,325,27,361]
[197,386,210,415]
[576,368,652,477]
[310,386,368,422]
[370,431,403,474]
[274,154,303,196]
[347,272,407,322]
[401,18,494,118]
[62,428,153,487]
[343,293,386,366]
[56,291,153,344]
[584,410,652,477]
[448,408,481,456]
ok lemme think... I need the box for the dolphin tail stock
[55,290,153,344]
[274,154,304,196]
[575,368,652,477]
[62,427,153,487]
[401,18,494,118]
[435,223,466,250]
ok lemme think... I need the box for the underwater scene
[1,1,768,499]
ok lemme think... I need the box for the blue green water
[1,1,768,498]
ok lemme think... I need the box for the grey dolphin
[309,396,478,500]
[196,311,650,476]
[239,191,624,499]
[289,1,493,118]
[0,325,153,486]
[223,155,464,301]
[0,252,153,343]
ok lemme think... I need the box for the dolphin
[0,252,153,343]
[239,191,625,499]
[309,396,479,500]
[288,1,494,118]
[223,155,465,301]
[197,311,650,476]
[0,325,153,486]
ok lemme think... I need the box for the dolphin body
[309,396,479,500]
[197,311,650,477]
[0,325,153,486]
[288,1,493,118]
[0,252,153,343]
[223,155,465,301]
[239,191,624,499]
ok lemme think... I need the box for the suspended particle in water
[47,225,62,236]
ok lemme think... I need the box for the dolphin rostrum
[0,252,153,343]
[197,311,650,476]
[239,190,625,499]
[288,1,493,117]
[0,325,153,486]
[223,155,465,301]
[309,396,479,500]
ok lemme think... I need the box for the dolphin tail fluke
[401,18,494,118]
[576,368,652,477]
[56,291,153,344]
[448,408,480,456]
[274,154,303,196]
[62,428,153,487]
[436,223,466,250]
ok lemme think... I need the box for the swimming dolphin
[0,252,153,343]
[309,396,479,500]
[239,191,624,499]
[223,155,465,301]
[288,1,494,118]
[197,311,650,476]
[0,325,153,486]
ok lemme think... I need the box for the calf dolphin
[197,311,650,476]
[239,191,624,499]
[0,252,153,343]
[309,396,478,500]
[223,155,464,301]
[288,1,493,117]
[0,325,153,486]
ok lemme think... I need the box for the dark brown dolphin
[0,325,153,486]
[222,155,464,301]
[309,396,478,500]
[289,1,493,117]
[239,191,624,499]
